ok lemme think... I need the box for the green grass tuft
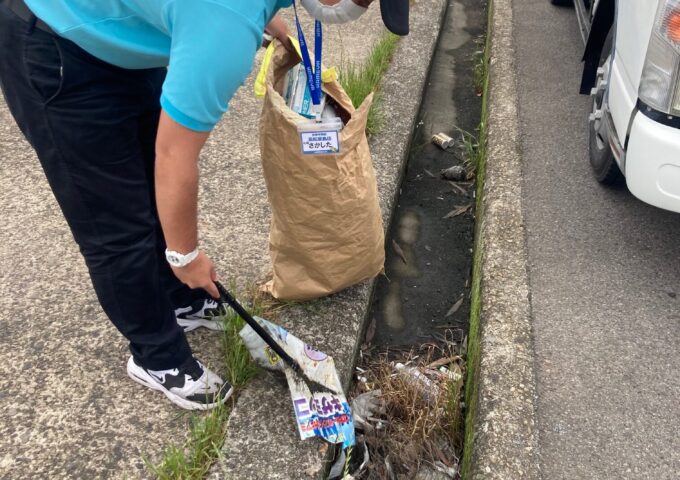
[145,289,268,479]
[339,31,400,136]
[144,401,230,480]
[450,126,481,171]
[444,372,465,452]
[220,303,262,390]
[472,43,486,96]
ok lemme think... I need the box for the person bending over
[0,0,408,410]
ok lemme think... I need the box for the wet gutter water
[344,1,487,477]
[335,0,486,480]
[370,0,485,350]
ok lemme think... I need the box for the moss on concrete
[461,0,492,477]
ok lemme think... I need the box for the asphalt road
[514,1,680,479]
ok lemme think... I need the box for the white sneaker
[174,297,224,332]
[127,356,232,410]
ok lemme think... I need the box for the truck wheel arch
[580,0,616,94]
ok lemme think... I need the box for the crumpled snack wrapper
[240,317,356,448]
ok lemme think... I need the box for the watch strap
[165,247,199,267]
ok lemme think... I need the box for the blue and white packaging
[239,317,356,449]
[283,64,327,119]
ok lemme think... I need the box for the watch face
[168,254,181,265]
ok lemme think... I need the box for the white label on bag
[300,130,340,155]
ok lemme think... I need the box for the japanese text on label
[300,130,340,155]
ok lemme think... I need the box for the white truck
[557,0,680,213]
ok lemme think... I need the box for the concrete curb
[207,1,447,478]
[468,0,541,478]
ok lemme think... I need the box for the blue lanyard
[292,1,322,108]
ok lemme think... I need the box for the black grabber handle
[214,281,302,376]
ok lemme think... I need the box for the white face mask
[300,0,368,24]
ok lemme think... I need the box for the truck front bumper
[625,112,680,213]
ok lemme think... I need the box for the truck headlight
[674,68,680,112]
[639,0,680,116]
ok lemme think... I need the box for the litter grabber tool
[214,282,355,448]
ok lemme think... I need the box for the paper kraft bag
[259,42,385,300]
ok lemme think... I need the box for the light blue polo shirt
[25,0,293,131]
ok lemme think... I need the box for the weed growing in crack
[339,31,400,136]
[143,400,231,480]
[472,35,488,96]
[145,284,282,479]
[450,126,481,172]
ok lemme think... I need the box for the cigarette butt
[432,132,454,150]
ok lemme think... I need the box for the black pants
[0,3,198,370]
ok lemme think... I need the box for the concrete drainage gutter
[467,0,541,478]
[207,1,447,478]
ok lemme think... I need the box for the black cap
[380,0,409,36]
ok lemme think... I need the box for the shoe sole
[126,357,233,411]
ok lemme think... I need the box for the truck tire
[588,32,624,185]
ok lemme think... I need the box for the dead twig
[448,181,468,195]
[392,240,407,264]
[442,204,471,219]
[445,297,465,317]
[425,356,463,369]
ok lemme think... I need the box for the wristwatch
[165,247,199,268]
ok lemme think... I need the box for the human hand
[263,15,296,53]
[171,250,219,299]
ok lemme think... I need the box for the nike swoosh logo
[148,371,166,383]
